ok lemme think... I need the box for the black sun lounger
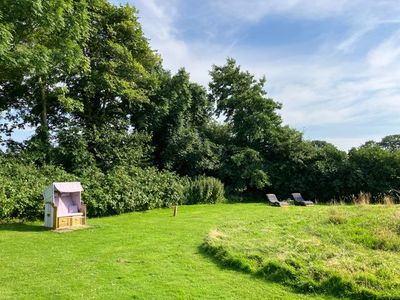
[291,193,314,206]
[266,194,289,207]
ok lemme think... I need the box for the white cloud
[210,0,353,23]
[336,26,374,53]
[322,137,376,151]
[367,30,400,67]
[209,0,400,25]
[133,0,226,84]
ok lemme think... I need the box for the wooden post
[173,205,178,217]
[82,203,87,225]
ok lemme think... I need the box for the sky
[3,0,400,151]
[110,0,400,150]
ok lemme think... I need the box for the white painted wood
[44,203,54,228]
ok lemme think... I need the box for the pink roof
[53,182,83,193]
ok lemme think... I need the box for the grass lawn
[0,204,397,299]
[0,203,336,300]
[203,204,400,299]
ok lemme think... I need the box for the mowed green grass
[203,205,400,299]
[0,204,338,300]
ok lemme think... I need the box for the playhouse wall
[71,192,82,210]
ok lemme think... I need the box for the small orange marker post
[173,205,178,217]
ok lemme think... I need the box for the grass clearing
[202,205,400,299]
[1,204,334,300]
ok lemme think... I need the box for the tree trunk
[38,76,50,161]
[38,77,49,143]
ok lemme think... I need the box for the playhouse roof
[53,182,84,193]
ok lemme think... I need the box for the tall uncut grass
[202,205,400,299]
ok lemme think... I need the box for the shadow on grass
[0,223,49,232]
[198,242,256,272]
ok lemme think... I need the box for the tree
[348,144,400,201]
[63,1,160,167]
[209,58,283,192]
[68,1,159,129]
[209,58,282,148]
[143,68,218,175]
[221,147,270,192]
[0,0,90,158]
[379,134,400,152]
[306,141,348,201]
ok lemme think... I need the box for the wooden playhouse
[43,182,87,229]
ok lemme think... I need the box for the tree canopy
[0,0,399,204]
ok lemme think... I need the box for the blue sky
[111,0,400,150]
[4,0,400,150]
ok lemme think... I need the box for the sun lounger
[291,193,314,206]
[266,194,289,207]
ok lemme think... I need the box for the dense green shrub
[0,158,187,221]
[347,145,400,202]
[82,166,186,217]
[186,176,225,204]
[0,158,77,221]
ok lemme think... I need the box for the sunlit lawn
[203,205,400,299]
[0,204,351,299]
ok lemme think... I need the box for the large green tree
[68,1,159,129]
[63,0,160,168]
[379,134,400,152]
[0,0,90,156]
[209,58,282,149]
[209,58,283,192]
[143,68,219,176]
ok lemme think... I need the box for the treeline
[1,1,399,220]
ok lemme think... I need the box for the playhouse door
[44,203,54,228]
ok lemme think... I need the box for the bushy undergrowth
[81,165,186,217]
[186,176,225,204]
[0,158,77,221]
[202,206,400,299]
[0,158,187,221]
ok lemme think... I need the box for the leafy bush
[186,176,225,204]
[0,158,76,221]
[82,166,186,217]
[0,157,187,221]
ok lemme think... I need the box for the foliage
[347,145,400,202]
[222,148,270,192]
[143,68,218,176]
[379,134,400,152]
[202,205,400,299]
[51,125,96,172]
[209,59,283,192]
[0,158,76,221]
[0,0,90,152]
[186,176,225,204]
[0,158,186,221]
[67,0,160,156]
[1,0,399,211]
[83,165,186,217]
[209,58,282,147]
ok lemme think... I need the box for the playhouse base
[56,215,86,229]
